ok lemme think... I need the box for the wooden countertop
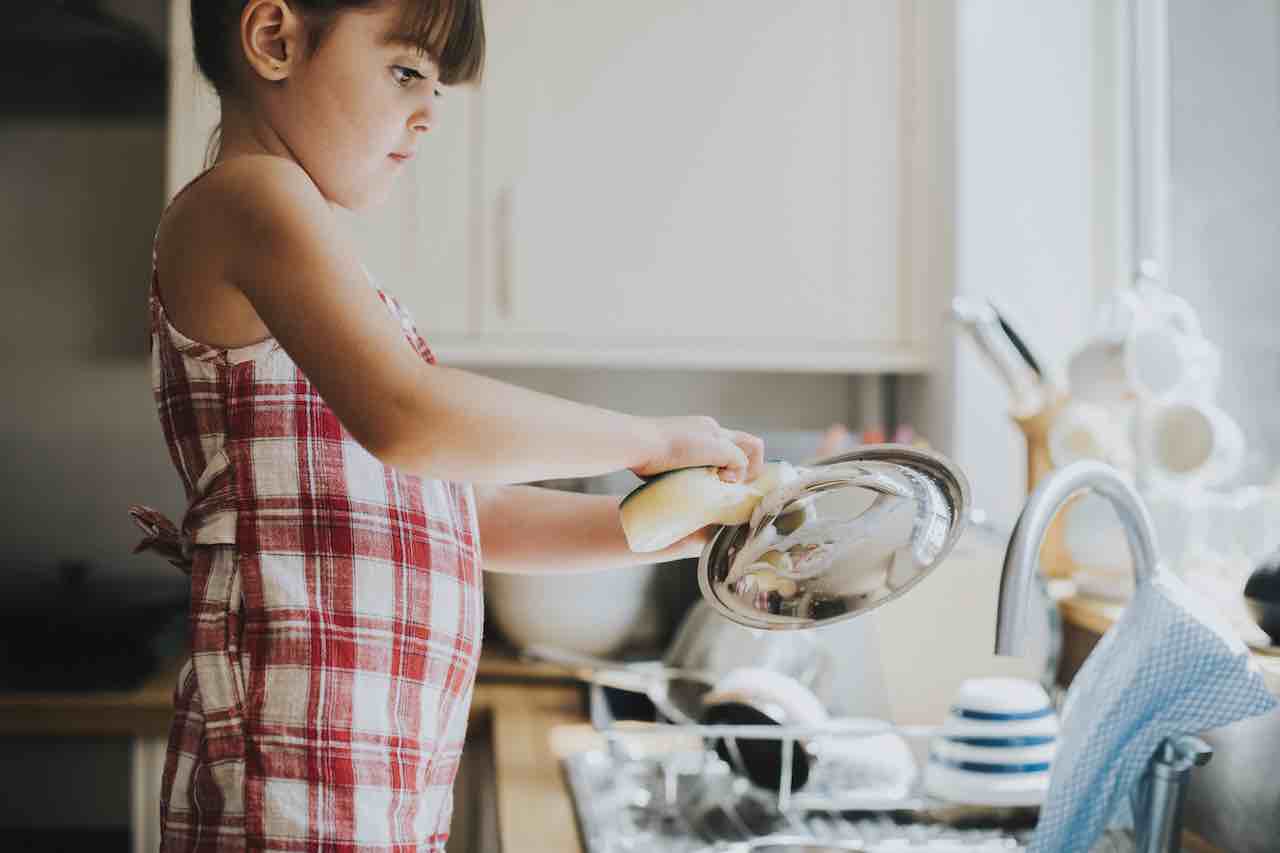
[474,684,586,853]
[0,643,593,852]
[0,663,182,737]
[0,642,578,737]
[1058,594,1280,696]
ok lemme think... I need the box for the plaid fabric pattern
[132,172,484,852]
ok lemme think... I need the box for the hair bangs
[393,0,484,85]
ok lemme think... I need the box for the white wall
[879,0,1111,727]
[903,0,1109,523]
[950,0,1102,520]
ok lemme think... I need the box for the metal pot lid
[697,444,971,631]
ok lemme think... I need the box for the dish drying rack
[565,686,1054,850]
[581,686,1039,824]
[593,718,947,815]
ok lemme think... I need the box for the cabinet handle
[496,185,513,320]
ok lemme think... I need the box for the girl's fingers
[730,430,766,481]
[717,431,750,482]
[635,417,764,483]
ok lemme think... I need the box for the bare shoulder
[156,155,340,349]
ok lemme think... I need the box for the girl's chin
[330,174,396,212]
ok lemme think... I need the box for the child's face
[277,3,442,210]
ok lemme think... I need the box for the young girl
[128,1,765,849]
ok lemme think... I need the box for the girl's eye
[391,65,425,86]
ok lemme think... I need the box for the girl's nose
[410,98,435,134]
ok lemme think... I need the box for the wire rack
[564,688,1056,852]
[596,717,948,814]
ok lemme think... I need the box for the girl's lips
[389,152,414,163]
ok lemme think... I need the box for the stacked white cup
[1054,277,1257,597]
[1062,277,1243,490]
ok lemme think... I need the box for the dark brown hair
[191,0,485,93]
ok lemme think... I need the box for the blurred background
[3,1,1280,851]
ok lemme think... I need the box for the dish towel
[1029,566,1277,853]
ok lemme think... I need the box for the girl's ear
[240,0,303,82]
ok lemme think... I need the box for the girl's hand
[631,416,765,484]
[668,523,718,560]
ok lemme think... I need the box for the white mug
[1069,284,1217,404]
[1069,317,1220,405]
[1123,320,1221,402]
[1047,401,1134,470]
[1067,338,1134,406]
[1069,289,1149,405]
[1089,286,1148,344]
[1133,277,1203,339]
[1136,399,1245,487]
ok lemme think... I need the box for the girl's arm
[474,484,711,574]
[214,157,762,485]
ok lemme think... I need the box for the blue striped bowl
[924,678,1059,806]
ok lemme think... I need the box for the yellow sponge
[619,461,797,552]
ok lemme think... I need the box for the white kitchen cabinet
[164,0,218,202]
[166,0,949,371]
[467,0,949,372]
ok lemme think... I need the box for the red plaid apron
[131,170,484,852]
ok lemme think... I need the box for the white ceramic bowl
[924,677,1059,807]
[702,666,830,726]
[809,728,919,802]
[951,677,1053,718]
[485,564,659,657]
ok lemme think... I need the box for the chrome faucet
[994,460,1212,853]
[995,460,1158,656]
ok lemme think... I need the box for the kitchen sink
[559,683,1165,853]
[561,741,1160,853]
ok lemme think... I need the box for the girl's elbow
[350,396,436,475]
[366,432,431,476]
[343,415,419,473]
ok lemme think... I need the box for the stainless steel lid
[697,444,971,631]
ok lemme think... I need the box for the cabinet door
[343,90,475,338]
[165,0,219,199]
[479,0,917,363]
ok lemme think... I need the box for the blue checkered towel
[1029,567,1277,852]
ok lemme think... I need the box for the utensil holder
[1012,396,1081,579]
